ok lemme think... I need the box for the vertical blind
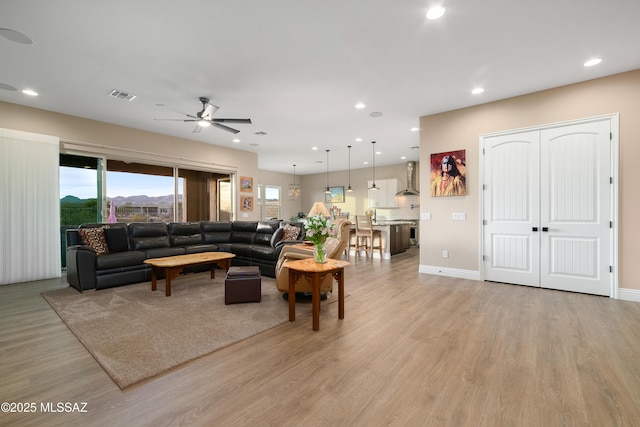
[0,128,60,285]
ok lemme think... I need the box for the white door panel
[483,131,539,287]
[540,120,611,295]
[483,119,612,296]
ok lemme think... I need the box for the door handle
[532,227,538,232]
[542,227,549,232]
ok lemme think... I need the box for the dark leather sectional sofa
[66,220,305,292]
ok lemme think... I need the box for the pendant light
[346,145,355,192]
[369,141,380,190]
[288,164,301,200]
[324,149,332,194]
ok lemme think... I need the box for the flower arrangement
[305,214,334,263]
[305,214,334,246]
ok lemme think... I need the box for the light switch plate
[421,212,431,220]
[452,212,466,220]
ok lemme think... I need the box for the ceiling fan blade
[210,118,252,124]
[154,118,192,121]
[213,123,240,134]
[156,103,199,119]
[192,125,202,134]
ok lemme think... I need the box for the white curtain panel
[0,129,61,285]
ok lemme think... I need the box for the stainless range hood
[396,161,419,196]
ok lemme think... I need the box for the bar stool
[354,215,382,259]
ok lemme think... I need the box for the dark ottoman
[225,266,261,304]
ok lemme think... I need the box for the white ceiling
[2,0,640,175]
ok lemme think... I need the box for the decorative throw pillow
[282,224,300,241]
[78,227,109,255]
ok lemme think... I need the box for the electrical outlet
[452,212,466,220]
[442,250,449,258]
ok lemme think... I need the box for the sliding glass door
[59,154,234,267]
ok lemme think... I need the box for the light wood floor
[2,248,640,426]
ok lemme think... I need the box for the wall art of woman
[430,151,466,197]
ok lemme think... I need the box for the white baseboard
[419,265,481,281]
[417,267,640,303]
[617,288,640,303]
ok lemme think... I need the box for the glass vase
[313,243,327,263]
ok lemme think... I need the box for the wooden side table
[286,257,349,331]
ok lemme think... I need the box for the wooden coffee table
[144,252,236,296]
[286,257,349,331]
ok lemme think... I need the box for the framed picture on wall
[325,186,345,203]
[240,176,253,193]
[430,150,466,197]
[240,195,254,211]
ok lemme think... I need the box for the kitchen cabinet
[389,223,411,255]
[367,178,398,208]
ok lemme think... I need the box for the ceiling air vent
[254,131,267,135]
[108,89,136,101]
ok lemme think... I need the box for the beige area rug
[41,272,312,389]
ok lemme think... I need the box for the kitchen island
[350,221,413,259]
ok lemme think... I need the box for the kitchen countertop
[372,220,417,225]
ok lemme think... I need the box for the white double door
[482,118,613,296]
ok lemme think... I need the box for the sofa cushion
[95,250,146,270]
[254,221,279,246]
[171,234,202,246]
[230,243,252,257]
[169,222,202,246]
[129,223,170,251]
[231,221,257,244]
[133,236,171,251]
[251,244,277,261]
[144,247,185,259]
[78,227,109,255]
[201,221,232,243]
[270,227,284,247]
[103,226,129,253]
[184,244,219,254]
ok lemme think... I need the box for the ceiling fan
[155,97,252,134]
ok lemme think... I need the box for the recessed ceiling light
[410,127,419,132]
[312,146,319,150]
[584,58,602,67]
[232,138,240,143]
[472,87,485,95]
[22,89,38,96]
[355,103,366,109]
[355,138,363,142]
[401,156,407,160]
[426,6,445,20]
[363,161,369,165]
